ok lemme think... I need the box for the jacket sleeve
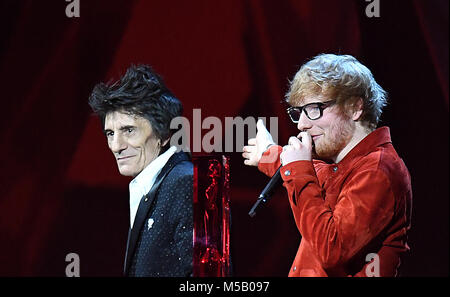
[170,171,194,276]
[257,145,283,177]
[281,160,396,270]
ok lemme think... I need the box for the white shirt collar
[128,146,177,228]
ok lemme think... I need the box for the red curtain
[0,0,447,276]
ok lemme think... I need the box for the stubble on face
[313,112,355,162]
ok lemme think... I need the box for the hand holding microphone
[247,130,313,217]
[280,131,313,166]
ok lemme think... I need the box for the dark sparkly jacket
[124,151,193,277]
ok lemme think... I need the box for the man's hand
[280,131,312,166]
[242,119,276,166]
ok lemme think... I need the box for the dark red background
[0,0,448,276]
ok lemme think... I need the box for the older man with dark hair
[89,65,193,277]
[243,54,412,277]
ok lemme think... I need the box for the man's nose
[109,134,127,154]
[297,111,312,131]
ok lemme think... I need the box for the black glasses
[286,100,336,122]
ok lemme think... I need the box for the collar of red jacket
[313,126,392,166]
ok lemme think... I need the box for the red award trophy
[192,154,231,277]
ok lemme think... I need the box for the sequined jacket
[258,127,412,276]
[124,151,193,277]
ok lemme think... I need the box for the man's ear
[352,98,364,121]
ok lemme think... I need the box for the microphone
[248,166,282,217]
[248,133,308,217]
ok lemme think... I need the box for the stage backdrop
[0,0,448,276]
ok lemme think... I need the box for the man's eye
[126,128,134,133]
[106,131,114,137]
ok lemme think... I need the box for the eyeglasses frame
[286,100,336,122]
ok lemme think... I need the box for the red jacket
[258,127,412,276]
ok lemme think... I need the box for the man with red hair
[243,54,412,277]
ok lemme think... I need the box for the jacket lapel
[123,151,190,275]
